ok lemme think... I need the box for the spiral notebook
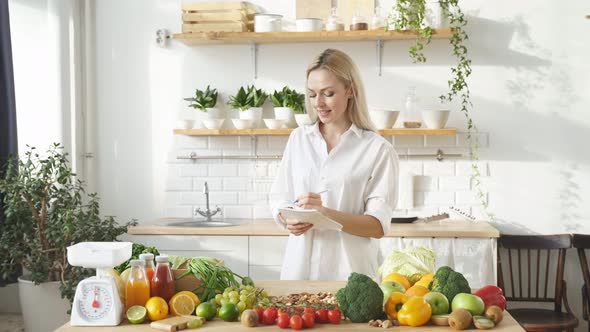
[278,207,343,231]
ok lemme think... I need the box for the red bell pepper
[473,285,506,311]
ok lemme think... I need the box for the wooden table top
[55,281,522,332]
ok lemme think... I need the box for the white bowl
[232,119,255,129]
[263,119,286,129]
[202,118,225,129]
[294,113,313,127]
[296,18,323,32]
[368,109,400,129]
[421,110,450,129]
[181,119,195,129]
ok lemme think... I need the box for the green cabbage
[378,246,436,283]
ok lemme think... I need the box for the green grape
[239,294,247,302]
[261,290,268,298]
[228,291,239,298]
[229,297,239,305]
[220,298,229,306]
[237,301,246,312]
[215,294,223,303]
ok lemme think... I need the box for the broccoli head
[335,272,384,323]
[429,266,471,303]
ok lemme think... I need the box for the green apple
[451,293,485,316]
[423,291,450,315]
[380,281,406,304]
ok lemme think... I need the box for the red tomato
[254,307,264,324]
[262,307,277,325]
[302,312,315,328]
[277,313,290,329]
[290,315,303,330]
[328,309,341,324]
[315,308,328,324]
[303,307,315,316]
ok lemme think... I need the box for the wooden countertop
[55,281,522,332]
[127,219,499,238]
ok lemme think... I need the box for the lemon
[126,305,147,324]
[168,293,196,316]
[145,297,169,321]
[175,291,200,307]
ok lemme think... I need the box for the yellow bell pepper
[397,296,432,327]
[384,292,408,320]
[414,273,434,288]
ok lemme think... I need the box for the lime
[196,302,216,321]
[126,305,147,324]
[218,303,239,322]
[187,317,205,329]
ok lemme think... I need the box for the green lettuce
[378,246,436,284]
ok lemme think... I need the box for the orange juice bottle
[139,253,155,281]
[125,259,150,310]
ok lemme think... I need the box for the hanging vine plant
[388,0,492,218]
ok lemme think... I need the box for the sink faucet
[195,182,221,222]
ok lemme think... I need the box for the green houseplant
[246,85,267,108]
[0,143,137,306]
[388,0,489,216]
[184,85,218,112]
[227,86,251,111]
[271,86,305,114]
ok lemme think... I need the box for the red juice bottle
[150,255,175,302]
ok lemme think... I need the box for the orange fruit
[382,273,411,290]
[169,293,196,316]
[145,297,169,321]
[404,285,430,297]
[174,291,200,307]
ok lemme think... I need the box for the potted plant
[270,86,304,128]
[0,144,136,331]
[228,85,267,128]
[184,85,223,128]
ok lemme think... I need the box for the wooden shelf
[173,128,456,136]
[173,29,453,46]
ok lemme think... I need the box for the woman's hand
[295,192,325,212]
[279,213,313,236]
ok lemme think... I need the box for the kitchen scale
[67,241,132,326]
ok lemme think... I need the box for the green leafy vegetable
[429,266,471,303]
[378,246,435,284]
[335,272,384,323]
[114,243,159,274]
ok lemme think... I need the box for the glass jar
[125,259,150,310]
[350,8,368,31]
[370,6,386,30]
[150,255,175,302]
[403,87,422,128]
[325,7,344,31]
[139,253,155,281]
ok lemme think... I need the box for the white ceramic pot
[239,107,263,128]
[273,107,296,128]
[231,119,255,129]
[368,109,400,129]
[254,14,282,32]
[296,18,323,32]
[294,113,313,127]
[263,118,286,129]
[421,110,451,129]
[18,277,70,332]
[205,107,224,119]
[202,118,225,129]
[0,282,21,313]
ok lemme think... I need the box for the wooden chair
[573,234,590,332]
[497,234,578,332]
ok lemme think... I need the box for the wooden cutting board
[149,316,194,331]
[296,0,374,27]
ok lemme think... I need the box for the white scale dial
[77,283,113,321]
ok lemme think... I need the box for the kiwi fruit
[473,316,495,329]
[449,308,472,330]
[431,314,450,326]
[484,305,503,324]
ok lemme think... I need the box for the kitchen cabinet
[55,280,525,331]
[127,219,499,286]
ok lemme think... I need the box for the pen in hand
[293,189,329,205]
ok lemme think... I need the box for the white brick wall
[164,132,490,220]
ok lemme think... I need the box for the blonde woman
[270,49,399,280]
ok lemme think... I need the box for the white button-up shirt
[270,122,399,280]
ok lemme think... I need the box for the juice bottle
[139,253,155,281]
[125,259,150,310]
[150,255,175,302]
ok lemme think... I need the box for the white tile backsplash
[164,134,490,219]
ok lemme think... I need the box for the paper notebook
[278,207,343,231]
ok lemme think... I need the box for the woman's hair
[305,49,376,132]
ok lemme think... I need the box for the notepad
[278,207,343,231]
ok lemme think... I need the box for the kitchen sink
[165,218,249,227]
